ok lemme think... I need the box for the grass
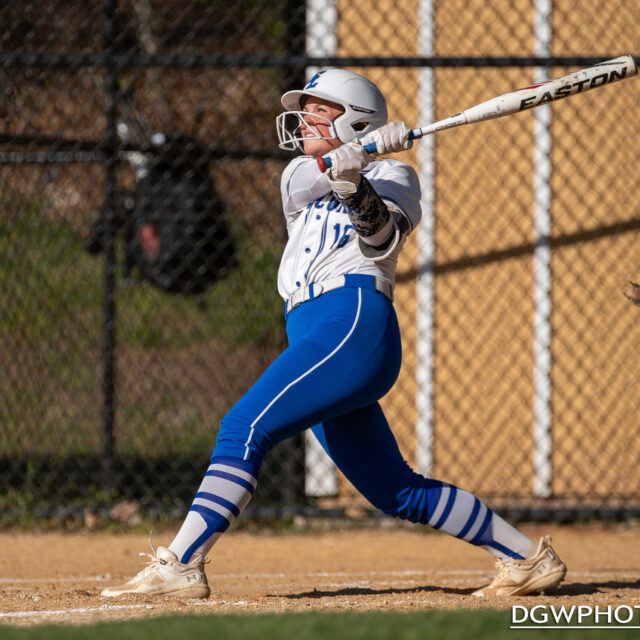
[0,191,284,350]
[0,610,629,640]
[0,191,285,457]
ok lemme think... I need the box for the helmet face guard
[276,111,337,151]
[277,69,388,152]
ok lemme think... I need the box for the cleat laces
[136,532,210,574]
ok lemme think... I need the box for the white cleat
[101,541,210,599]
[472,536,566,597]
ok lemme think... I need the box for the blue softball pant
[212,274,445,523]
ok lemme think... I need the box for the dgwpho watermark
[511,604,640,629]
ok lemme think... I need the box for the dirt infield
[1,522,639,626]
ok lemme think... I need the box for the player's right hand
[326,141,373,194]
[361,121,413,155]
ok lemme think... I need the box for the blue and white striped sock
[428,484,534,560]
[169,456,259,563]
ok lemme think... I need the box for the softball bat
[317,54,638,172]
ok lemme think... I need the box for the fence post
[280,0,307,514]
[101,0,118,492]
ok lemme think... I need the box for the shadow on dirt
[267,579,640,600]
[553,579,640,596]
[267,584,474,599]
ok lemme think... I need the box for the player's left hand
[361,121,413,155]
[326,141,373,195]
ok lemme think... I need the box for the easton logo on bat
[518,65,633,111]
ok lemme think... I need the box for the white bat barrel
[412,54,638,136]
[461,54,638,126]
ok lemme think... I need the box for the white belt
[286,276,393,314]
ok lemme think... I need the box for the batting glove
[326,141,373,196]
[361,121,413,156]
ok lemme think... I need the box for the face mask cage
[276,111,337,151]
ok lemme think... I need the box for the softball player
[102,69,566,599]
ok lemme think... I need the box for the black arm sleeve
[339,176,390,238]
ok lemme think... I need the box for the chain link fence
[1,0,639,527]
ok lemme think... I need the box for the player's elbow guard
[339,176,413,260]
[358,214,402,261]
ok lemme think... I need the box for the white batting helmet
[276,68,388,151]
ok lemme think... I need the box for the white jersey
[277,156,422,301]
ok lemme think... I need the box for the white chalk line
[0,575,112,584]
[0,568,635,586]
[0,604,156,619]
[0,569,479,586]
[0,600,263,620]
[0,597,421,620]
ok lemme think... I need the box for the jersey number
[331,223,354,248]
